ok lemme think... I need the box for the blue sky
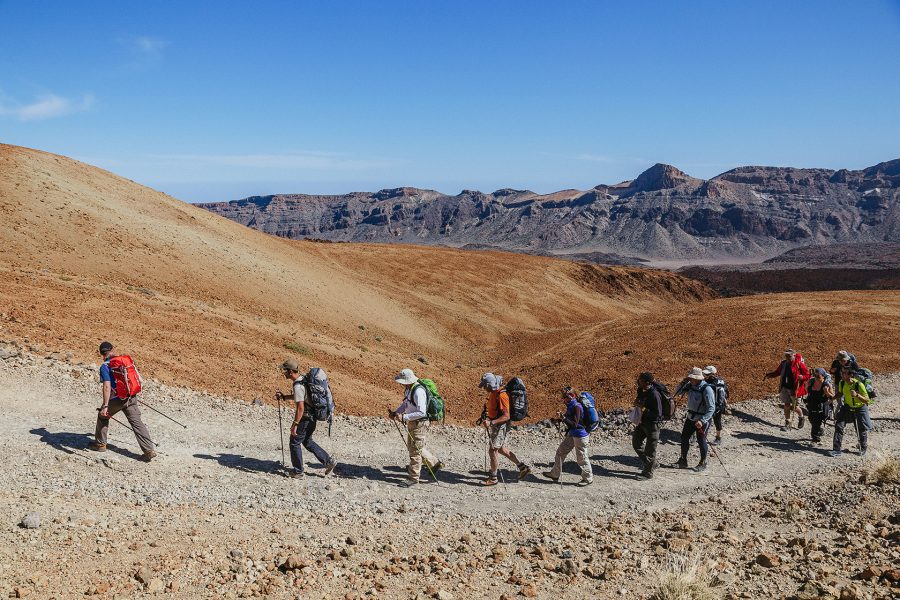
[1,1,899,202]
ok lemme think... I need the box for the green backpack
[415,378,445,422]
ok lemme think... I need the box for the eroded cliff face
[200,159,900,261]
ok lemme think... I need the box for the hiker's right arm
[100,381,111,418]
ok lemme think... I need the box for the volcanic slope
[0,144,711,421]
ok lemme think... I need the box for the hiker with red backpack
[275,360,337,479]
[542,387,594,486]
[389,368,443,486]
[89,341,156,461]
[632,372,670,479]
[763,349,811,431]
[477,373,531,486]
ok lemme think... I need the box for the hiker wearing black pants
[632,372,663,479]
[276,360,336,478]
[830,367,873,457]
[677,368,715,472]
[703,366,728,446]
[805,368,834,444]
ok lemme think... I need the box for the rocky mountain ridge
[200,159,900,261]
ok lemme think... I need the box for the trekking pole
[276,393,287,469]
[698,425,730,477]
[98,408,160,448]
[135,398,188,429]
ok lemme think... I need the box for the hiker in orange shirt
[478,373,531,486]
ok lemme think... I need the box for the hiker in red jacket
[763,349,811,431]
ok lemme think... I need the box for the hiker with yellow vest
[830,367,873,457]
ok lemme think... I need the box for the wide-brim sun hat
[395,368,418,385]
[702,365,717,375]
[687,367,705,380]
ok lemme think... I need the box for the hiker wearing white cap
[478,373,531,486]
[702,366,729,446]
[764,349,811,431]
[676,368,716,472]
[389,368,442,484]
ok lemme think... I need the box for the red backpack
[107,355,143,399]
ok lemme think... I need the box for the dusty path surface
[2,352,899,599]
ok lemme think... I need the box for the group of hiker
[88,341,878,486]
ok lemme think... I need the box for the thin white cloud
[0,93,94,121]
[118,34,169,56]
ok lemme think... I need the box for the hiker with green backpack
[830,367,873,457]
[477,373,531,486]
[389,368,443,485]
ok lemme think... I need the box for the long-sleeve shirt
[636,385,664,422]
[395,385,428,422]
[685,382,715,423]
[562,399,587,438]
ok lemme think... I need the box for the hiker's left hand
[694,420,704,433]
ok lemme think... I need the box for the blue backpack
[578,392,600,432]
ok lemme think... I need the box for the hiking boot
[88,442,107,452]
[541,472,559,482]
[141,450,157,462]
[430,461,443,473]
[483,477,498,487]
[859,448,868,457]
[797,415,806,429]
[577,479,593,487]
[711,435,722,446]
[694,461,707,473]
[637,470,654,480]
[780,422,789,432]
[289,470,305,478]
[517,464,532,481]
[324,460,338,475]
[811,437,822,444]
[829,450,842,458]
[404,477,422,487]
[676,457,688,469]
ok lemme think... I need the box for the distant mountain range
[199,159,900,262]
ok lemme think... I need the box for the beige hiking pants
[95,397,155,454]
[406,419,438,480]
[549,435,593,482]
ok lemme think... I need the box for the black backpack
[304,368,334,422]
[505,377,529,422]
[652,381,675,420]
[711,378,729,411]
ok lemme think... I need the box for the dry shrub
[651,553,726,600]
[864,452,900,485]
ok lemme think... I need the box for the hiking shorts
[488,423,509,449]
[780,388,800,410]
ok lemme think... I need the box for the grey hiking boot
[577,479,593,487]
[859,448,868,457]
[829,450,842,458]
[694,461,707,473]
[324,460,337,475]
[541,471,559,482]
[676,457,688,469]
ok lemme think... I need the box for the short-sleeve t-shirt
[486,390,510,420]
[292,378,307,405]
[99,359,119,401]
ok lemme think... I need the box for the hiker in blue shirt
[676,368,715,472]
[542,387,593,486]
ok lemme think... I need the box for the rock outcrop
[200,160,900,261]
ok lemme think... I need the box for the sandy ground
[1,352,898,599]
